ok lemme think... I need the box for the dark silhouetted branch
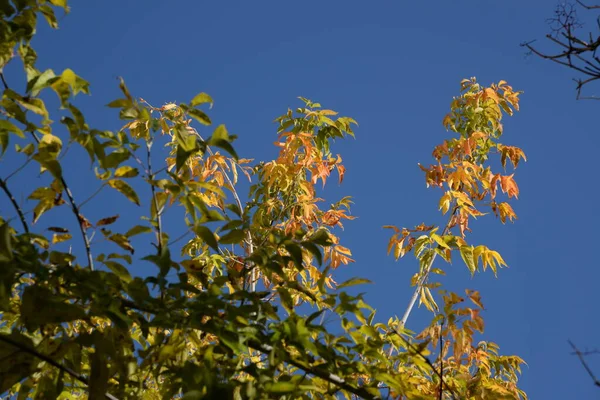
[569,340,600,388]
[522,1,600,99]
[0,177,29,233]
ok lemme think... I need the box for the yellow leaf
[52,233,71,244]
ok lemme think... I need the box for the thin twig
[147,141,163,252]
[0,177,29,233]
[399,206,459,328]
[438,318,444,400]
[569,340,600,387]
[30,132,94,270]
[0,72,8,90]
[4,158,32,181]
[79,184,106,208]
[0,334,119,400]
[576,0,600,10]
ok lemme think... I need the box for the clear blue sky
[3,1,600,398]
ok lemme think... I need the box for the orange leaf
[500,174,519,198]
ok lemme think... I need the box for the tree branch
[569,340,600,387]
[0,334,119,400]
[146,141,163,252]
[522,1,600,99]
[399,206,459,330]
[30,132,94,270]
[0,177,29,233]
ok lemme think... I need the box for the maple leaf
[500,174,519,198]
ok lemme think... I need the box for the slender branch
[79,183,106,208]
[0,334,119,400]
[576,0,600,10]
[400,206,459,329]
[569,340,600,387]
[0,177,29,233]
[0,72,8,90]
[438,319,444,400]
[167,229,192,246]
[30,132,94,270]
[4,158,32,181]
[147,141,163,252]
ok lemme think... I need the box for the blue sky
[2,0,600,398]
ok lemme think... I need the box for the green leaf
[219,229,245,245]
[431,233,451,250]
[459,245,477,275]
[0,223,13,262]
[225,203,241,217]
[308,229,333,246]
[267,381,297,394]
[212,124,229,141]
[186,108,212,125]
[106,98,131,108]
[20,287,87,329]
[300,241,322,265]
[207,126,238,160]
[126,277,150,304]
[102,261,132,283]
[337,277,373,290]
[89,351,109,400]
[107,233,135,254]
[284,242,303,270]
[107,179,140,205]
[190,92,213,108]
[37,134,62,160]
[0,332,36,393]
[0,120,24,138]
[125,225,152,237]
[194,225,218,251]
[114,165,138,178]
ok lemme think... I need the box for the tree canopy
[1,2,527,399]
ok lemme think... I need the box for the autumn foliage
[0,2,527,399]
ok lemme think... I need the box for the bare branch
[0,177,29,233]
[569,340,600,387]
[523,1,600,99]
[576,0,600,10]
[146,141,163,252]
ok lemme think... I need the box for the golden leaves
[325,245,354,269]
[498,144,527,169]
[492,201,517,223]
[500,174,519,199]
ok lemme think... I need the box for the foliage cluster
[1,2,527,399]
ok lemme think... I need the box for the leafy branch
[0,334,119,400]
[29,132,95,270]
